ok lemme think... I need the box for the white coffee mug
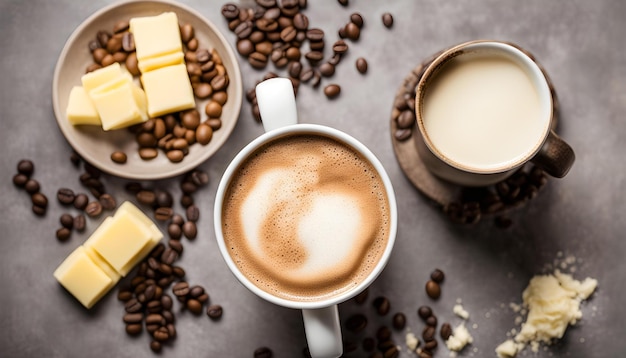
[214,78,397,358]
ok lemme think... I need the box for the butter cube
[141,63,195,117]
[138,51,184,73]
[130,12,182,61]
[53,246,115,309]
[81,62,122,93]
[84,211,156,276]
[89,78,148,131]
[84,246,121,282]
[66,86,101,126]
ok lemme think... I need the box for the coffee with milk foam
[222,134,390,302]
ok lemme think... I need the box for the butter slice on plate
[81,62,122,93]
[130,12,182,61]
[53,246,115,309]
[141,63,195,117]
[138,51,184,73]
[89,75,148,131]
[66,86,100,126]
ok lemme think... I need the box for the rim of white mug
[415,40,554,174]
[213,123,398,310]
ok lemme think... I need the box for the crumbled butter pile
[446,323,473,351]
[495,270,598,357]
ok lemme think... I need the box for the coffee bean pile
[12,160,49,216]
[221,1,393,120]
[86,20,230,163]
[425,268,444,300]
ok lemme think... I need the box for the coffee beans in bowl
[53,0,242,180]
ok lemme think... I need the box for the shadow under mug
[213,78,398,358]
[414,40,575,187]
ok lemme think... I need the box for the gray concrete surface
[1,0,624,357]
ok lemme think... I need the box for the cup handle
[302,306,343,358]
[531,130,575,178]
[255,78,298,131]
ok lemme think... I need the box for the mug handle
[532,130,575,178]
[255,78,343,358]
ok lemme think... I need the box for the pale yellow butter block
[84,212,154,276]
[141,63,195,117]
[83,246,121,282]
[89,79,147,131]
[53,246,115,309]
[81,62,122,93]
[112,201,163,270]
[66,86,101,126]
[130,12,182,61]
[138,51,184,73]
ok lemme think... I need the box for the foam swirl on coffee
[222,134,390,302]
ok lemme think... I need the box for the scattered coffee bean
[186,205,200,222]
[362,337,376,352]
[73,214,86,232]
[182,221,197,240]
[440,322,453,340]
[110,151,127,164]
[425,280,441,299]
[32,205,46,216]
[430,269,445,283]
[136,190,156,206]
[397,110,416,129]
[187,299,203,315]
[12,173,28,187]
[254,346,273,358]
[172,281,190,297]
[376,326,392,341]
[57,188,76,205]
[319,62,335,77]
[154,207,174,221]
[99,193,116,210]
[60,214,74,229]
[85,201,103,217]
[382,13,394,28]
[356,57,368,74]
[31,192,48,208]
[418,305,432,320]
[338,0,348,6]
[373,296,390,315]
[25,179,40,194]
[149,340,161,353]
[126,323,143,336]
[394,128,412,141]
[180,194,194,208]
[222,3,240,19]
[384,346,399,358]
[17,160,34,176]
[207,304,224,319]
[422,326,436,341]
[350,13,364,28]
[426,315,437,327]
[56,227,71,242]
[345,22,360,40]
[392,312,406,330]
[324,84,341,98]
[354,287,369,304]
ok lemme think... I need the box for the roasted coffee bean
[139,147,158,160]
[194,123,213,145]
[31,192,48,208]
[212,91,228,106]
[152,190,172,208]
[305,50,323,63]
[123,312,144,324]
[187,298,203,315]
[306,28,324,42]
[332,40,348,55]
[182,221,197,240]
[394,128,411,141]
[425,280,441,299]
[237,38,254,56]
[392,313,406,330]
[280,26,297,43]
[56,227,71,242]
[172,266,186,278]
[234,20,253,39]
[249,52,268,69]
[99,194,116,210]
[299,67,314,82]
[186,205,200,222]
[285,47,301,61]
[189,285,205,298]
[430,269,445,283]
[315,62,332,77]
[189,170,209,187]
[311,69,322,87]
[166,150,184,163]
[32,204,46,216]
[172,281,190,297]
[160,294,173,311]
[118,289,133,302]
[350,13,364,28]
[338,0,348,5]
[206,304,224,320]
[426,315,437,327]
[288,61,302,78]
[59,214,74,229]
[12,173,28,187]
[373,296,391,315]
[197,293,209,303]
[253,346,272,358]
[382,13,394,28]
[92,48,108,64]
[181,181,197,194]
[180,23,194,43]
[376,326,392,341]
[85,201,102,217]
[440,322,453,340]
[88,39,101,52]
[180,194,194,208]
[17,160,34,176]
[168,239,183,254]
[124,297,143,313]
[397,110,416,129]
[293,13,309,30]
[356,57,368,74]
[378,340,396,352]
[221,3,240,19]
[161,248,178,265]
[353,287,369,304]
[155,207,174,221]
[324,84,341,98]
[150,340,162,353]
[422,326,436,341]
[25,179,40,194]
[110,151,127,164]
[136,190,156,206]
[210,74,228,91]
[125,323,142,336]
[73,214,86,232]
[338,26,347,39]
[122,32,135,52]
[418,306,432,319]
[345,314,367,333]
[384,346,399,358]
[101,54,115,67]
[193,82,212,98]
[57,188,76,205]
[123,52,139,75]
[345,22,360,40]
[153,326,170,342]
[205,100,223,118]
[107,35,123,53]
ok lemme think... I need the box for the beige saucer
[52,0,242,180]
[390,44,559,210]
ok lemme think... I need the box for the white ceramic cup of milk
[414,40,575,186]
[214,78,397,358]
